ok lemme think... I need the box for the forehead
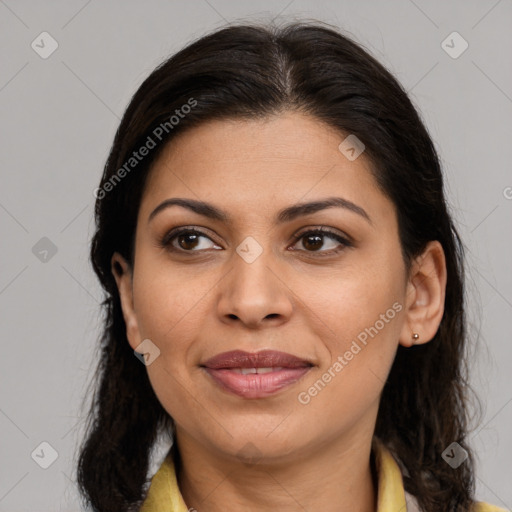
[139,112,393,224]
[149,111,365,174]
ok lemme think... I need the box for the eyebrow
[148,196,372,225]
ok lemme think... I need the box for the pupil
[304,234,323,251]
[180,234,199,250]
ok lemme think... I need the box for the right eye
[159,228,222,253]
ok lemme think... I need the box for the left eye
[290,229,351,255]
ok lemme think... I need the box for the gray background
[1,1,511,510]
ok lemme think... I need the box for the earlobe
[111,252,141,350]
[399,241,447,348]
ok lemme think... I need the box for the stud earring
[412,333,420,343]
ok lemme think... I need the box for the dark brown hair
[77,21,482,511]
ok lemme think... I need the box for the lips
[202,350,312,369]
[201,350,313,399]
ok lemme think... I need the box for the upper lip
[201,350,313,369]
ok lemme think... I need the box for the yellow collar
[140,438,502,511]
[141,438,411,511]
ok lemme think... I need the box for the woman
[77,21,507,512]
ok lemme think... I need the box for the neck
[174,430,378,512]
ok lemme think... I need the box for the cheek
[294,290,403,431]
[131,255,215,395]
[292,251,405,406]
[135,267,207,423]
[293,249,405,347]
[132,254,206,344]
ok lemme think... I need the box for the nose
[216,248,293,329]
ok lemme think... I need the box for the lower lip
[203,367,311,399]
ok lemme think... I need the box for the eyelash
[159,226,353,257]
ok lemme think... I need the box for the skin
[112,111,447,512]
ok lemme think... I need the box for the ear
[399,241,447,348]
[111,252,141,351]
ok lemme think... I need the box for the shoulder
[472,502,509,512]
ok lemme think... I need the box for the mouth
[200,350,313,399]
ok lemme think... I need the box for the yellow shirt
[140,439,506,511]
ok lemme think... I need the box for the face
[113,111,446,464]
